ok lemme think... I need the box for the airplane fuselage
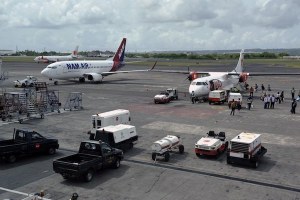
[189,72,240,98]
[41,60,115,79]
[34,55,76,63]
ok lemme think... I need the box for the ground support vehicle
[151,135,184,162]
[93,124,138,151]
[154,92,170,104]
[88,109,131,139]
[195,131,228,157]
[53,140,123,182]
[228,92,243,108]
[227,132,267,168]
[166,88,178,100]
[14,76,38,88]
[0,129,59,163]
[208,90,227,104]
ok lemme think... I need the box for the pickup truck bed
[53,140,123,182]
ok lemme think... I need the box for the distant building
[0,50,15,56]
[282,56,300,59]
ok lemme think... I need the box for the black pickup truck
[0,129,59,163]
[53,140,124,182]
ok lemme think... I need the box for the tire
[113,158,121,169]
[253,160,259,168]
[209,101,211,105]
[179,145,184,154]
[128,142,133,150]
[7,155,17,163]
[164,152,170,162]
[84,169,94,182]
[54,81,58,85]
[48,147,56,155]
[226,157,231,164]
[22,83,26,87]
[62,174,69,180]
[152,153,157,161]
[29,83,34,87]
[196,153,201,158]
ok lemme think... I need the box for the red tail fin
[113,38,126,62]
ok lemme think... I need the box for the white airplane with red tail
[34,46,79,63]
[153,49,300,101]
[41,38,156,85]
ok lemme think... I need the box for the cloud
[0,0,300,51]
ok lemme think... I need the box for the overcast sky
[1,0,300,52]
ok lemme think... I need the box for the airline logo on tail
[113,38,126,62]
[111,38,126,71]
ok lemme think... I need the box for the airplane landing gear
[79,77,85,83]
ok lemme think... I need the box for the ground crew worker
[230,99,237,115]
[249,86,254,97]
[291,99,297,114]
[247,97,253,110]
[191,91,195,104]
[291,87,295,100]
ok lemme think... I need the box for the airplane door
[62,65,68,73]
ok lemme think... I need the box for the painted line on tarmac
[141,121,300,147]
[125,158,300,193]
[0,187,51,200]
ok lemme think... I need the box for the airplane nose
[41,68,48,76]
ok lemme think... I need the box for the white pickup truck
[14,75,38,88]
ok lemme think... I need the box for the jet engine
[188,72,198,81]
[86,73,103,82]
[239,73,249,82]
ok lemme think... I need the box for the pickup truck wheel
[196,153,201,158]
[164,152,170,162]
[152,153,156,161]
[226,157,231,164]
[48,147,56,155]
[113,159,121,169]
[128,142,133,149]
[7,155,17,163]
[179,145,184,154]
[253,161,259,168]
[62,175,69,180]
[84,169,94,182]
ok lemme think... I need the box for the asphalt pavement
[0,60,299,200]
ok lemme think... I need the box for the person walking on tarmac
[291,87,295,100]
[247,97,253,110]
[230,99,237,115]
[249,86,254,97]
[291,99,297,114]
[261,84,265,92]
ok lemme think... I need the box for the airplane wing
[96,61,158,77]
[228,72,300,76]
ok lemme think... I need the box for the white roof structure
[196,137,220,147]
[231,132,261,144]
[94,109,129,117]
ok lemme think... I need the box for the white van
[208,90,227,104]
[228,92,243,107]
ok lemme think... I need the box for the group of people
[230,84,299,115]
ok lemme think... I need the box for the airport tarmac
[0,60,299,199]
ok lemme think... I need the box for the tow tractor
[151,135,184,162]
[227,132,267,168]
[195,131,228,157]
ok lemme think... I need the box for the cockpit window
[196,82,208,85]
